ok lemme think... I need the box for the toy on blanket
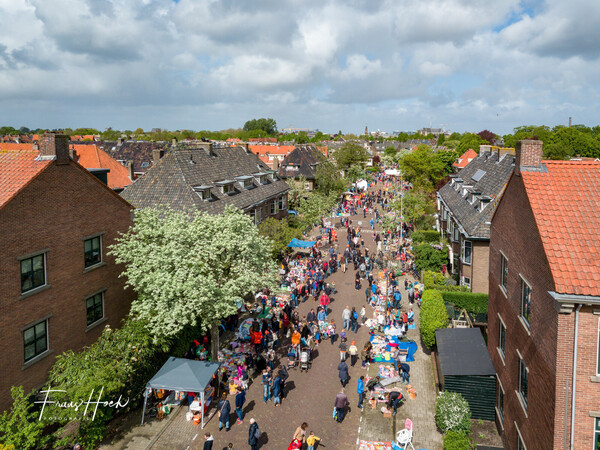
[378,365,398,379]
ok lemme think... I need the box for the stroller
[287,346,298,370]
[299,347,311,372]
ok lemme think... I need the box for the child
[328,320,336,345]
[348,340,358,366]
[339,337,347,361]
[306,431,321,450]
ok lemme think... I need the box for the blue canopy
[288,238,317,248]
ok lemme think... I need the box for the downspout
[570,304,583,450]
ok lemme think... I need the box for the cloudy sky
[0,0,598,135]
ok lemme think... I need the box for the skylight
[472,169,486,182]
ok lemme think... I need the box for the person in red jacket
[252,329,263,354]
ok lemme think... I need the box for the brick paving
[101,182,443,450]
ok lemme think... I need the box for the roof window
[472,169,486,182]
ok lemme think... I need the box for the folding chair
[395,417,415,450]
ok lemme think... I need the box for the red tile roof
[522,160,600,296]
[71,144,132,190]
[453,148,478,168]
[0,150,52,209]
[249,144,295,156]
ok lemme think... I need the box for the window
[270,200,278,215]
[462,240,472,265]
[517,425,526,450]
[250,208,261,225]
[21,254,46,293]
[86,292,104,326]
[498,318,506,358]
[453,221,460,242]
[259,175,267,184]
[521,279,531,326]
[497,381,504,422]
[84,236,102,268]
[141,162,149,168]
[500,253,508,291]
[222,183,234,194]
[199,189,211,200]
[23,320,48,362]
[519,357,528,409]
[446,214,452,232]
[461,276,471,289]
[243,179,253,189]
[278,196,286,211]
[594,418,600,449]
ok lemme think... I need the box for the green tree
[384,146,397,157]
[455,133,483,155]
[399,145,446,190]
[295,131,309,144]
[243,118,278,135]
[436,133,446,146]
[436,391,471,433]
[258,217,303,259]
[296,191,339,230]
[0,386,46,449]
[109,206,278,355]
[394,188,436,229]
[315,158,346,194]
[333,142,370,170]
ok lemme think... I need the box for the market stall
[141,357,221,428]
[287,238,317,248]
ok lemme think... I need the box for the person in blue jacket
[357,376,365,409]
[235,387,246,425]
[217,391,231,431]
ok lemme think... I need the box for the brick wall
[471,240,489,294]
[0,161,134,410]
[488,174,557,450]
[515,140,543,175]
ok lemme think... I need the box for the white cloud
[0,0,598,134]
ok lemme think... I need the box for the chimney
[497,146,515,161]
[117,137,124,146]
[152,149,165,163]
[172,138,178,147]
[515,140,543,176]
[69,148,77,161]
[127,160,135,181]
[199,142,215,157]
[240,143,250,153]
[33,143,39,151]
[569,117,572,127]
[40,133,70,165]
[479,144,491,155]
[273,157,280,170]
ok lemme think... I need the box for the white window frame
[452,221,460,242]
[200,189,211,200]
[222,183,234,194]
[461,276,471,289]
[500,252,508,292]
[243,179,253,189]
[278,196,286,212]
[496,377,505,425]
[446,214,452,232]
[462,240,472,265]
[515,421,527,449]
[518,354,528,411]
[520,277,532,328]
[270,200,278,215]
[498,314,506,362]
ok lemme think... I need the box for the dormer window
[478,196,492,212]
[235,175,254,189]
[193,185,213,201]
[253,172,268,184]
[215,180,235,195]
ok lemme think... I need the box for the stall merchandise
[358,440,394,450]
[369,335,418,362]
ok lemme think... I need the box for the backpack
[352,311,358,320]
[255,426,262,439]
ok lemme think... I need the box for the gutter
[570,304,583,450]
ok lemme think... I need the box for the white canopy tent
[385,169,401,176]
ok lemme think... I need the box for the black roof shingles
[277,145,322,180]
[438,151,515,239]
[436,328,496,377]
[121,145,289,215]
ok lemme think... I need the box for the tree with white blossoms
[109,206,279,358]
[435,391,472,434]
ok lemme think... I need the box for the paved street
[102,183,443,450]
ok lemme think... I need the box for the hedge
[442,291,489,314]
[411,229,441,243]
[443,431,472,450]
[423,271,469,292]
[414,243,448,273]
[419,289,449,349]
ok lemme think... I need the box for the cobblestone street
[101,184,443,450]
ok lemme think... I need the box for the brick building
[0,134,135,410]
[488,140,600,449]
[437,146,515,293]
[121,143,289,224]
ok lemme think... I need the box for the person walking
[334,389,350,423]
[235,387,246,425]
[338,359,349,387]
[306,431,321,450]
[217,392,231,432]
[293,422,308,445]
[348,340,358,366]
[350,307,359,333]
[272,374,282,406]
[357,375,365,409]
[203,433,214,450]
[248,418,260,450]
[277,365,289,401]
[342,306,351,330]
